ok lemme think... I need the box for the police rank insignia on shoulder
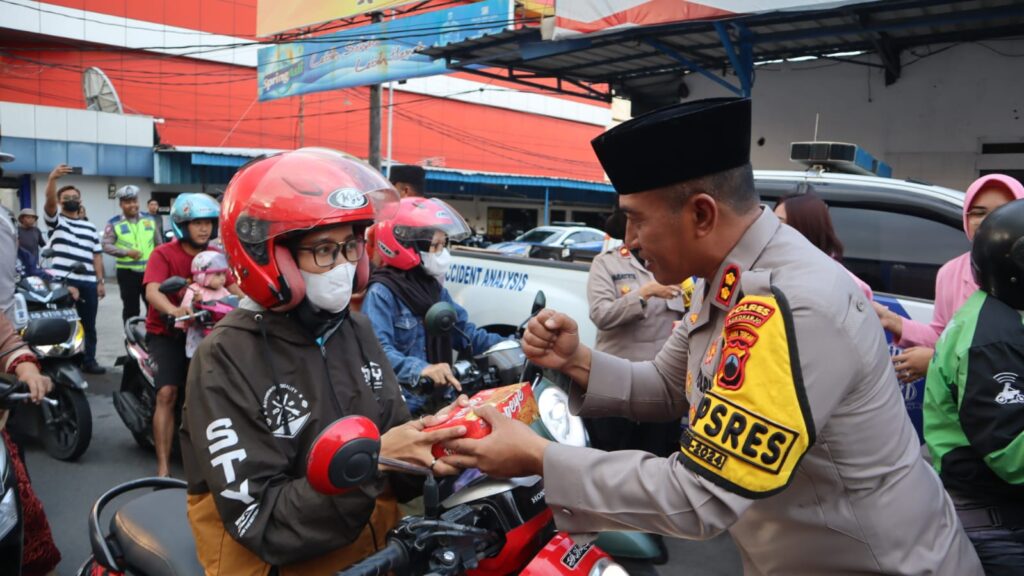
[680,288,815,499]
[618,246,630,258]
[716,265,740,306]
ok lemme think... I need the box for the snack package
[425,382,539,458]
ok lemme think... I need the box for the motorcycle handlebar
[336,541,408,576]
[173,310,210,324]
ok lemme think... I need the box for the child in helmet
[176,250,231,357]
[362,197,507,415]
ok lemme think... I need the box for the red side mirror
[306,415,381,495]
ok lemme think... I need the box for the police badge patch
[680,288,815,499]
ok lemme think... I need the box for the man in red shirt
[144,193,242,477]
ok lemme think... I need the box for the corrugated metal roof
[426,0,1024,103]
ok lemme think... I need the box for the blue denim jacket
[362,282,506,413]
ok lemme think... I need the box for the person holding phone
[43,164,106,375]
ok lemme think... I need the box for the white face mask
[300,263,355,313]
[420,248,451,282]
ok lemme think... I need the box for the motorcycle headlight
[536,385,588,447]
[589,557,629,576]
[70,321,85,354]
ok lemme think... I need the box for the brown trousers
[187,492,401,576]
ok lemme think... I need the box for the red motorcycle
[309,415,629,576]
[76,415,628,576]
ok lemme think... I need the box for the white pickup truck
[446,169,968,439]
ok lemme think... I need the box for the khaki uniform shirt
[587,245,686,361]
[543,208,982,575]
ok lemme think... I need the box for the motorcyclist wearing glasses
[180,149,467,575]
[362,197,506,415]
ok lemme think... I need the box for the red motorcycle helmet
[373,197,471,270]
[221,148,399,311]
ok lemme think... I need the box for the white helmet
[115,185,140,200]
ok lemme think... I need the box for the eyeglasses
[414,238,449,253]
[296,238,366,268]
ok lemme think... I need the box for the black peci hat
[591,97,751,195]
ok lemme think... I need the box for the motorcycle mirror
[307,415,382,496]
[423,302,458,336]
[531,291,546,316]
[21,318,73,347]
[40,248,54,259]
[158,276,188,294]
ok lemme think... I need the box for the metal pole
[368,12,383,169]
[385,10,396,178]
[384,82,395,177]
[544,188,550,225]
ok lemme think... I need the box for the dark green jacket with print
[925,290,1024,504]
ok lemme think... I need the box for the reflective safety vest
[113,217,157,271]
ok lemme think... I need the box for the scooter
[0,320,67,575]
[112,276,189,450]
[7,264,92,461]
[420,293,663,570]
[74,415,627,576]
[317,415,630,575]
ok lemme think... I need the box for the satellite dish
[83,67,124,114]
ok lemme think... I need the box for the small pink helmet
[372,197,471,270]
[191,250,229,287]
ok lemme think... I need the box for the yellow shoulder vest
[681,288,815,499]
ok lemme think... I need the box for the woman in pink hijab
[875,173,1024,383]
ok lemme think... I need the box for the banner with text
[258,0,512,101]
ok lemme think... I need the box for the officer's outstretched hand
[521,309,582,371]
[441,404,550,478]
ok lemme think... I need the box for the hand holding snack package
[424,383,539,458]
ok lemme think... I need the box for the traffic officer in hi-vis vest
[585,208,690,457]
[442,98,983,574]
[103,184,161,322]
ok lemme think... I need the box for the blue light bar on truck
[789,141,893,178]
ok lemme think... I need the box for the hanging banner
[552,0,876,40]
[258,0,512,101]
[257,0,421,38]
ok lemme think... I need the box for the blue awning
[155,147,615,206]
[190,152,252,168]
[426,168,615,206]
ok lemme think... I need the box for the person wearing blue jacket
[363,197,504,415]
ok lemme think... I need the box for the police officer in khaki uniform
[586,209,688,456]
[443,98,982,574]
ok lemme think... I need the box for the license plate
[28,308,79,321]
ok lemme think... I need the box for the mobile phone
[68,166,83,174]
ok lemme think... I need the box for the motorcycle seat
[131,324,148,350]
[110,487,203,576]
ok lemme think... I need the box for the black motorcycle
[8,264,92,461]
[75,476,200,576]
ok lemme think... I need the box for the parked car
[488,225,606,256]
